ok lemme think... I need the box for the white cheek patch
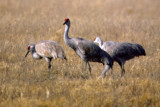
[32,53,41,59]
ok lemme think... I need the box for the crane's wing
[35,40,57,58]
[50,42,67,60]
[77,40,101,56]
[113,42,146,60]
[102,41,118,55]
[35,40,66,59]
[76,40,113,67]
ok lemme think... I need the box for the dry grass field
[0,0,160,106]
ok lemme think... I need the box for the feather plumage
[63,19,113,77]
[94,37,146,76]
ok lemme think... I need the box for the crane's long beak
[63,22,66,25]
[25,51,30,57]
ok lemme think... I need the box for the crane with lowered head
[25,40,67,76]
[94,37,146,76]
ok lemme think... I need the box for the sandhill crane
[94,37,146,76]
[25,40,67,76]
[63,18,113,77]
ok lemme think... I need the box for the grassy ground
[0,0,160,106]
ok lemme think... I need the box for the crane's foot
[47,70,51,78]
[121,69,125,77]
[121,73,124,77]
[97,75,105,81]
[47,73,50,78]
[110,69,113,75]
[47,71,55,80]
[98,73,106,79]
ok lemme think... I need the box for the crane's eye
[28,46,30,50]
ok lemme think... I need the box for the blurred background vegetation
[0,0,160,106]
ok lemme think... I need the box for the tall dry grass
[0,0,160,106]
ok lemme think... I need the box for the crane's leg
[48,62,51,75]
[100,65,110,78]
[84,62,91,74]
[121,64,125,77]
[110,68,113,74]
[45,57,52,77]
[118,62,125,77]
[87,62,91,74]
[84,61,87,71]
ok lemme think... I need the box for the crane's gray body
[25,40,67,76]
[94,37,146,76]
[111,42,146,62]
[67,37,112,65]
[77,39,112,65]
[63,19,113,77]
[35,40,66,60]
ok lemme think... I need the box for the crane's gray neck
[31,49,36,55]
[64,25,71,44]
[99,38,103,48]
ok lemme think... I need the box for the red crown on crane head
[65,18,69,22]
[28,46,30,50]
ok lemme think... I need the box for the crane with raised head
[63,18,113,77]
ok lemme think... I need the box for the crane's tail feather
[135,44,146,56]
